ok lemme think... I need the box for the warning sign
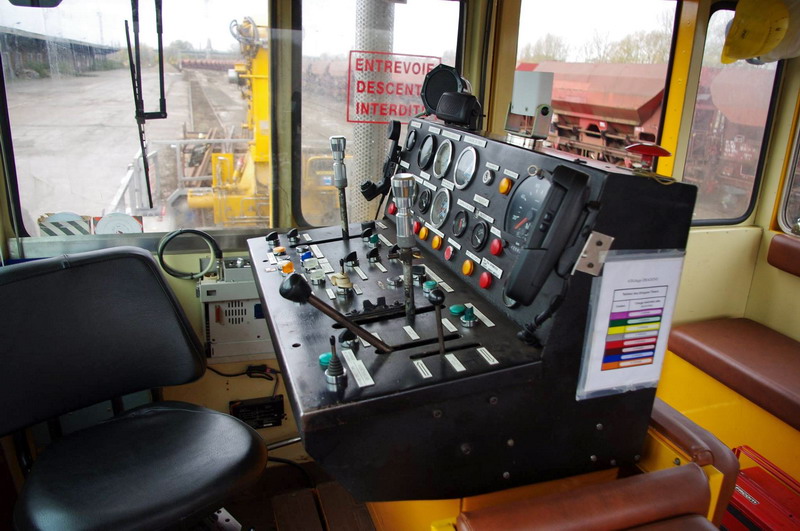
[347,50,440,124]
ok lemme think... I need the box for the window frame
[687,1,783,227]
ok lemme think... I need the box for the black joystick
[279,273,392,353]
[426,288,447,356]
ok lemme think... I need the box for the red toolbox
[721,446,800,530]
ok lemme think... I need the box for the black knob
[361,227,374,240]
[339,329,356,343]
[361,221,376,232]
[389,244,400,255]
[287,228,299,239]
[426,288,445,306]
[279,273,312,303]
[361,181,379,201]
[344,251,358,266]
[265,230,279,242]
[367,247,380,261]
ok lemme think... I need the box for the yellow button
[280,261,295,274]
[499,178,513,195]
[419,226,429,241]
[461,259,474,276]
[431,235,443,250]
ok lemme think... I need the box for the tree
[165,40,194,64]
[519,34,570,62]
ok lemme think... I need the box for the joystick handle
[279,273,393,353]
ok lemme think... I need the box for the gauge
[454,147,478,189]
[452,210,469,237]
[471,221,489,251]
[418,135,436,169]
[406,129,417,151]
[482,169,495,185]
[417,188,432,214]
[432,140,454,178]
[505,176,553,240]
[429,188,452,229]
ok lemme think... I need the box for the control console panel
[247,118,696,501]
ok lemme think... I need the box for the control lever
[325,336,347,390]
[279,273,393,353]
[426,288,446,356]
[392,173,416,320]
[330,135,350,239]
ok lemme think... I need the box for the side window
[780,129,800,234]
[682,8,778,222]
[300,0,460,226]
[515,0,676,166]
[1,1,269,236]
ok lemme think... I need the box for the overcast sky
[0,0,674,59]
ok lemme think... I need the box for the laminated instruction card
[576,251,685,400]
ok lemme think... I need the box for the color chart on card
[601,286,668,371]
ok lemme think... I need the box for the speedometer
[505,176,552,240]
[453,147,478,189]
[429,188,451,229]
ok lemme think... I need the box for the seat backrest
[0,246,206,436]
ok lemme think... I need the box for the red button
[388,202,398,215]
[490,238,504,256]
[479,272,493,289]
[413,221,422,234]
[444,246,455,261]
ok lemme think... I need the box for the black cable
[271,373,280,397]
[207,366,248,378]
[157,229,222,280]
[268,456,315,488]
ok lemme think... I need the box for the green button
[423,280,438,291]
[449,304,466,316]
[462,307,477,321]
[319,352,332,368]
[369,234,379,244]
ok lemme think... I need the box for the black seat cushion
[14,402,267,531]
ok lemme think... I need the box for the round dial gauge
[417,188,433,214]
[429,188,452,229]
[406,129,417,150]
[418,135,436,169]
[432,140,454,178]
[452,210,469,237]
[454,147,478,189]
[505,177,553,240]
[482,169,495,185]
[471,221,489,251]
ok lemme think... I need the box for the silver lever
[392,173,416,320]
[330,135,349,239]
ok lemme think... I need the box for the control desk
[248,118,696,501]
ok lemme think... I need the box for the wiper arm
[125,0,167,209]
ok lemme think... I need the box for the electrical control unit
[198,257,275,363]
[247,118,696,501]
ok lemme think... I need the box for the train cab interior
[1,0,799,529]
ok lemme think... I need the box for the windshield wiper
[125,0,167,209]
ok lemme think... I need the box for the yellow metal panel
[368,499,461,531]
[673,227,762,324]
[657,351,800,480]
[657,0,700,178]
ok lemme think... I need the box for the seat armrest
[650,398,739,526]
[456,463,710,531]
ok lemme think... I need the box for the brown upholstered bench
[668,317,800,432]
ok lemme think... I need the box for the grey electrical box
[505,70,554,140]
[198,257,275,364]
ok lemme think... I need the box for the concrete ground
[5,65,246,234]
